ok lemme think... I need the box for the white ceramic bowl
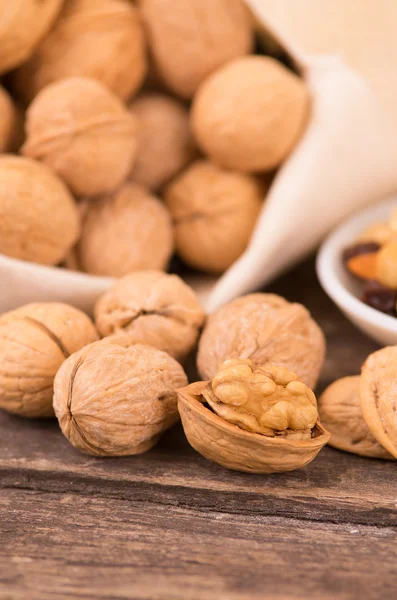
[317,196,397,346]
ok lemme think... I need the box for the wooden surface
[1,259,396,600]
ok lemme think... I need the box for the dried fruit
[191,56,309,172]
[164,160,264,273]
[361,280,396,315]
[53,340,187,456]
[73,183,173,277]
[129,93,196,191]
[0,303,98,418]
[343,242,380,280]
[95,271,205,361]
[375,241,397,289]
[11,0,147,103]
[197,293,325,389]
[318,376,392,459]
[356,221,395,246]
[0,86,18,153]
[178,359,329,473]
[0,0,63,74]
[361,346,397,459]
[0,155,80,265]
[22,77,137,197]
[140,0,253,99]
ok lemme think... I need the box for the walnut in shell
[0,0,63,75]
[318,376,393,459]
[11,0,147,103]
[140,0,253,99]
[197,294,325,389]
[164,160,264,273]
[0,86,18,153]
[129,93,196,191]
[53,340,187,456]
[22,77,137,197]
[0,303,98,418]
[95,271,205,361]
[178,359,330,473]
[191,56,309,172]
[361,346,397,459]
[72,182,173,277]
[0,156,80,265]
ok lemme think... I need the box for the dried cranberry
[361,280,396,315]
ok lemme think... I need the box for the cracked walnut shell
[22,77,137,197]
[164,160,264,273]
[361,346,397,459]
[53,341,187,456]
[197,294,325,390]
[178,359,329,473]
[11,0,147,103]
[0,156,80,266]
[95,271,205,361]
[191,56,309,172]
[140,0,253,99]
[318,376,393,459]
[0,303,98,418]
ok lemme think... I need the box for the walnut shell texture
[191,56,310,172]
[0,86,18,153]
[178,380,329,474]
[0,0,63,75]
[164,160,264,273]
[22,77,137,197]
[361,346,397,459]
[319,376,393,459]
[140,0,253,98]
[53,341,187,456]
[74,183,173,277]
[95,271,205,361]
[129,93,196,191]
[0,303,98,418]
[197,294,325,389]
[11,0,147,103]
[0,155,80,265]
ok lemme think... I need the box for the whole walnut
[318,376,393,459]
[140,0,253,98]
[95,271,205,361]
[0,0,63,74]
[22,77,137,198]
[0,303,98,418]
[164,160,264,273]
[197,294,325,389]
[72,183,173,277]
[53,340,187,456]
[0,86,18,153]
[0,156,80,265]
[191,56,310,172]
[129,93,196,191]
[11,0,147,103]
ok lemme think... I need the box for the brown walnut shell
[11,0,147,103]
[318,376,393,459]
[0,303,98,418]
[53,341,187,456]
[178,380,329,474]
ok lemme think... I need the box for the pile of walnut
[0,0,310,277]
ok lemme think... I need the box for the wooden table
[1,260,396,600]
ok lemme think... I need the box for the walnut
[178,359,329,473]
[129,93,196,191]
[197,294,325,389]
[0,86,18,153]
[10,0,147,103]
[53,340,187,456]
[0,0,63,74]
[95,271,205,361]
[164,160,264,273]
[72,183,173,277]
[0,303,98,418]
[361,346,397,459]
[0,155,80,265]
[191,56,309,172]
[140,0,253,98]
[318,376,393,459]
[22,77,137,198]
